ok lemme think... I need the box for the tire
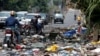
[54,22,56,24]
[54,22,55,24]
[62,20,64,24]
[7,40,11,48]
[54,20,56,24]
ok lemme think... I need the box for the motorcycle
[3,28,16,48]
[21,24,31,36]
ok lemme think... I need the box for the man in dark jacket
[30,17,38,34]
[5,10,21,45]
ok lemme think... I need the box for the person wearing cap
[5,10,21,45]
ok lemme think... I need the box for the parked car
[19,13,39,25]
[54,12,64,24]
[20,13,49,25]
[40,13,49,25]
[0,11,11,28]
[16,11,28,21]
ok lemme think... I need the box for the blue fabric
[81,29,87,34]
[63,30,76,38]
[68,30,76,34]
[64,33,72,37]
[37,23,43,32]
[15,29,21,44]
[5,16,20,27]
[5,16,21,44]
[64,30,76,35]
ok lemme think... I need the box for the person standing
[74,14,77,20]
[37,18,44,35]
[77,16,81,25]
[30,17,38,34]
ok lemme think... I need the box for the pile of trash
[0,34,46,56]
[44,40,100,56]
[0,24,100,56]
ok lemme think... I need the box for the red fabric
[77,26,81,33]
[16,45,21,50]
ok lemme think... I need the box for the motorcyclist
[5,10,21,44]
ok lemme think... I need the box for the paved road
[0,30,4,42]
[44,8,81,32]
[0,8,82,42]
[0,9,82,56]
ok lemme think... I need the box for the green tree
[2,0,30,11]
[16,0,29,11]
[2,0,49,12]
[71,0,100,41]
[53,0,62,6]
[31,0,49,12]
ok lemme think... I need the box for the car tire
[54,20,56,24]
[54,22,56,24]
[62,20,64,24]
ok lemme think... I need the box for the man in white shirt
[38,18,43,24]
[37,18,44,35]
